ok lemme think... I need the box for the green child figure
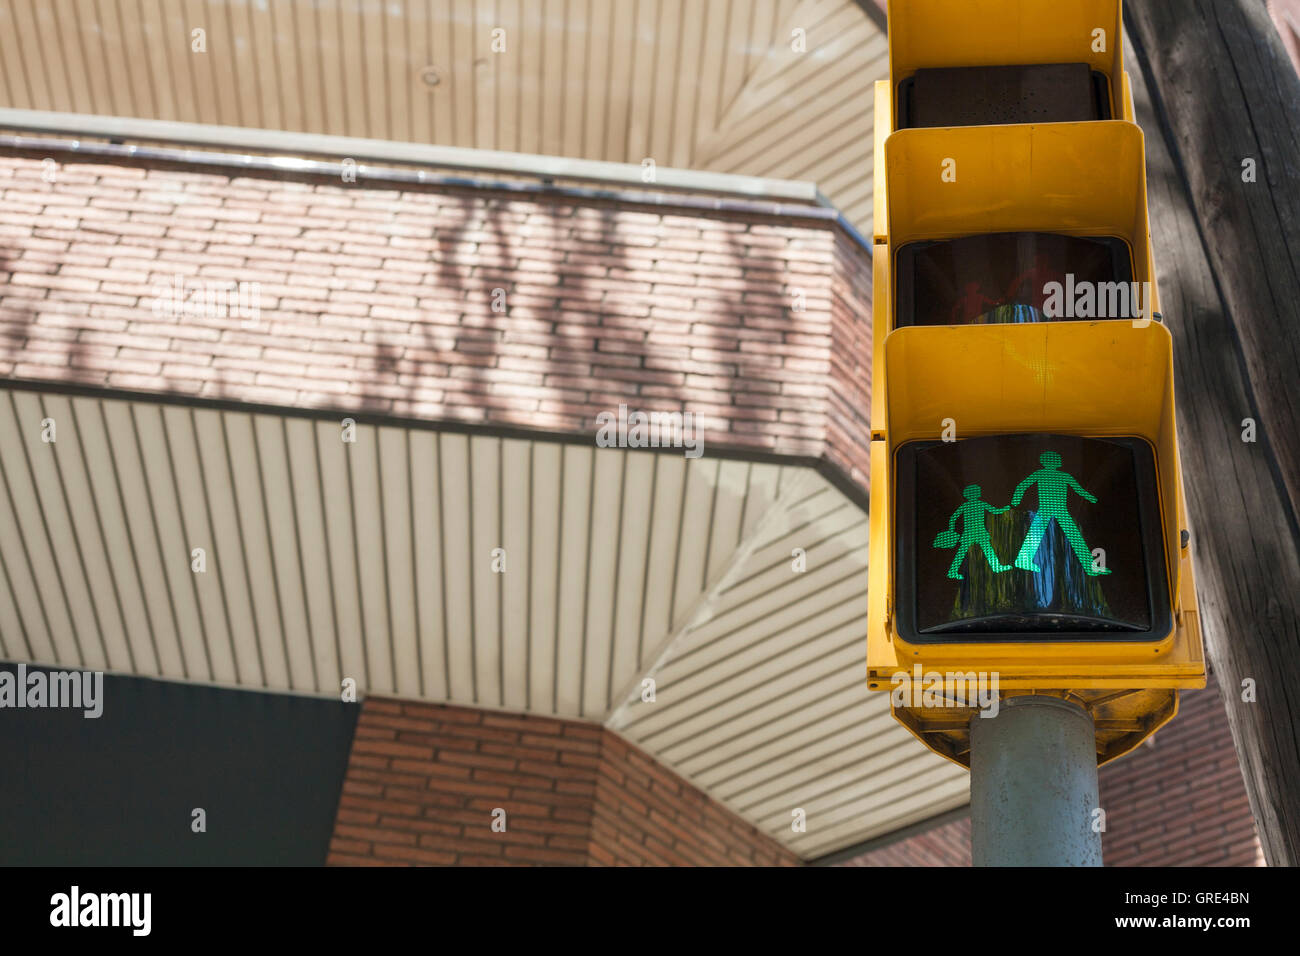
[939,484,1013,580]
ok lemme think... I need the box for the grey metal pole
[969,695,1103,866]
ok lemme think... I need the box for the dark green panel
[0,667,359,865]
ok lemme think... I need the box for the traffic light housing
[866,0,1206,767]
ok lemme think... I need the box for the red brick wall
[328,697,798,866]
[590,731,797,866]
[841,671,1263,867]
[838,817,972,867]
[0,153,872,494]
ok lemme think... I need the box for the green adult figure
[938,484,1013,580]
[1010,451,1111,576]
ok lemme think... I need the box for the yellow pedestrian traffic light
[869,321,1203,681]
[866,0,1206,767]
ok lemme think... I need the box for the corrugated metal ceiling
[0,0,884,230]
[0,387,966,858]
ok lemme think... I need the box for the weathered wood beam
[1123,0,1300,865]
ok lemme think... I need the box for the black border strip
[0,376,871,514]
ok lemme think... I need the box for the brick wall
[590,731,797,866]
[0,153,872,495]
[841,671,1263,866]
[328,697,798,866]
[827,234,873,489]
[1270,0,1300,75]
[838,816,972,867]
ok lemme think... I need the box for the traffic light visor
[888,0,1125,123]
[883,122,1156,324]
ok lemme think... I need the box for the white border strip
[0,108,826,205]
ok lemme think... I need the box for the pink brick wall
[1270,0,1300,75]
[0,153,872,496]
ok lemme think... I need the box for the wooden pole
[1123,0,1300,865]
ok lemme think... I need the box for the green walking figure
[1010,451,1111,576]
[936,484,1013,580]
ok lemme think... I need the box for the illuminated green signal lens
[901,435,1161,637]
[934,450,1113,579]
